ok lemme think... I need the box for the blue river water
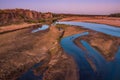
[18,25,49,80]
[58,22,120,80]
[18,22,120,80]
[60,32,96,80]
[18,62,43,80]
[31,25,49,33]
[56,21,120,37]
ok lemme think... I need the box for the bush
[109,13,120,17]
[38,18,59,24]
[25,20,38,23]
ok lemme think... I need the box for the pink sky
[0,0,120,15]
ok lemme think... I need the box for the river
[18,22,120,80]
[58,21,120,80]
[56,21,120,37]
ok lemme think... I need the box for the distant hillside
[109,13,120,17]
[0,9,53,26]
[53,13,107,18]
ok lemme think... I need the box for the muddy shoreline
[0,24,79,80]
[60,17,120,61]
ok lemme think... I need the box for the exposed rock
[0,9,53,25]
[42,12,53,19]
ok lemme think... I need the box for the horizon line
[0,8,119,15]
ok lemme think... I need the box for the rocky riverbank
[0,9,53,26]
[0,24,78,80]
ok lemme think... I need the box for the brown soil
[0,24,78,80]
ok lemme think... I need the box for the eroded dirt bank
[0,9,53,26]
[0,24,78,80]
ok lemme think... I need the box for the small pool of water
[18,62,43,80]
[31,25,49,33]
